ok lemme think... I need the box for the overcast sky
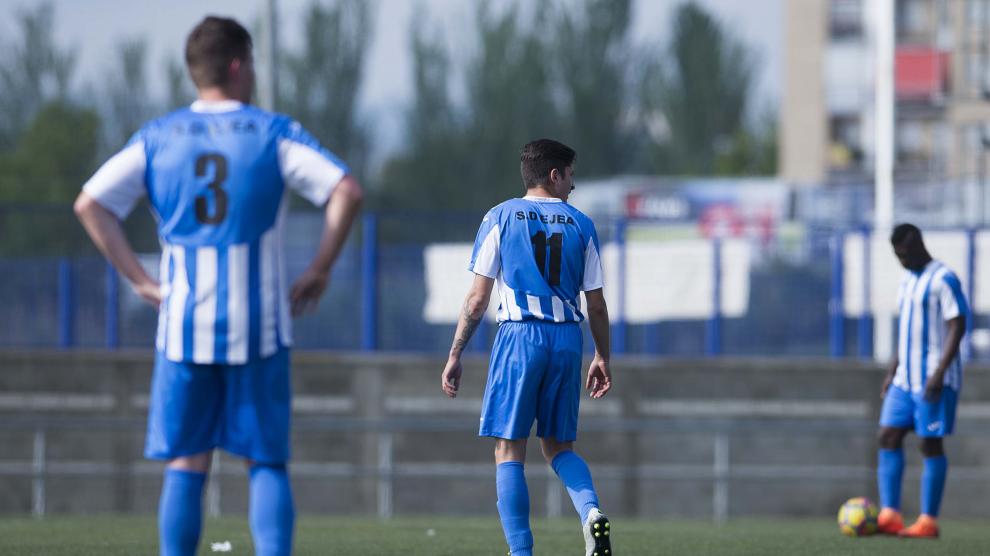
[0,0,781,157]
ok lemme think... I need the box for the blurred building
[781,0,990,193]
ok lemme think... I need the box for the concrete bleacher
[1,350,989,519]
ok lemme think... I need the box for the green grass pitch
[1,515,988,555]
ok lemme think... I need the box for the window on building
[828,115,862,169]
[896,0,932,44]
[830,0,863,39]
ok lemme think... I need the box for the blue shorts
[879,385,958,437]
[145,348,291,463]
[479,321,583,442]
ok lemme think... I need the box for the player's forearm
[885,356,898,380]
[449,293,486,359]
[74,194,155,288]
[934,318,966,376]
[587,301,611,361]
[308,177,363,275]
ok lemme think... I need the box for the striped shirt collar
[190,100,245,113]
[522,195,562,203]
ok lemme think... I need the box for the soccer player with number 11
[442,139,614,556]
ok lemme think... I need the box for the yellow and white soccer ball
[837,497,879,537]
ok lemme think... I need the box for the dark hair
[520,139,576,189]
[185,16,252,89]
[890,223,923,246]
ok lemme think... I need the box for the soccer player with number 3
[442,139,614,556]
[74,16,363,556]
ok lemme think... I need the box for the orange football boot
[876,508,904,535]
[898,514,939,539]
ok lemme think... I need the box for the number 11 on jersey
[531,231,562,286]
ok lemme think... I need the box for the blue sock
[921,455,948,517]
[496,462,533,556]
[249,464,295,556]
[551,450,600,524]
[158,468,206,556]
[877,448,904,511]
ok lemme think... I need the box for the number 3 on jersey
[194,153,228,224]
[531,231,563,286]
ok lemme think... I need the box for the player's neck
[197,87,247,104]
[524,186,562,201]
[909,254,933,273]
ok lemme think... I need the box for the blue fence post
[105,263,120,349]
[856,227,872,358]
[57,258,75,349]
[966,228,976,360]
[705,237,722,356]
[829,232,845,358]
[360,213,379,352]
[613,218,627,355]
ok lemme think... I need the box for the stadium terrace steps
[2,350,990,517]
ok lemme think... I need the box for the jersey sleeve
[468,208,501,278]
[938,271,969,321]
[581,221,604,291]
[277,119,350,206]
[81,134,147,219]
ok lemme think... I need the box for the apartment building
[781,0,990,191]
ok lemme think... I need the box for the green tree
[460,0,561,206]
[552,0,635,177]
[0,2,76,151]
[0,102,100,202]
[281,0,373,178]
[0,101,102,256]
[714,109,778,175]
[380,1,564,212]
[644,2,756,175]
[163,56,195,111]
[376,13,464,213]
[102,38,154,150]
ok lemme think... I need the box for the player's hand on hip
[586,355,612,399]
[133,279,162,308]
[290,268,329,316]
[441,357,462,398]
[880,375,893,399]
[924,375,944,402]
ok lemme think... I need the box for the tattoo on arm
[452,302,482,354]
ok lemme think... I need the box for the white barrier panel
[843,231,970,318]
[422,244,500,324]
[424,240,750,325]
[602,239,750,322]
[974,231,990,314]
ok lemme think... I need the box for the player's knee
[494,438,526,463]
[877,428,904,449]
[168,452,212,473]
[540,439,572,463]
[920,438,944,457]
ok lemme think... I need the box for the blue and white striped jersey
[893,260,970,394]
[469,196,604,323]
[82,100,349,365]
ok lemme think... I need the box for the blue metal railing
[7,214,987,359]
[360,213,379,352]
[57,259,74,349]
[829,233,844,358]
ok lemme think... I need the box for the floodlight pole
[872,0,895,361]
[258,0,279,111]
